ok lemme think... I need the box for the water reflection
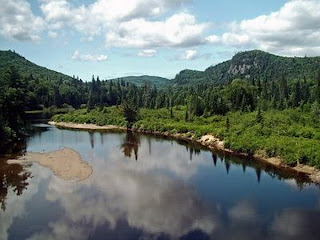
[31,164,218,240]
[0,125,319,240]
[89,132,95,149]
[0,161,32,211]
[120,131,140,160]
[210,151,310,186]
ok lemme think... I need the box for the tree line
[1,63,320,142]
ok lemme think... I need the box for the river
[0,123,319,240]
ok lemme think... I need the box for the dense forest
[173,50,320,85]
[1,49,320,167]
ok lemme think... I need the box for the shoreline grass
[52,106,320,168]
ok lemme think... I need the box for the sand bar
[49,121,126,131]
[8,148,92,181]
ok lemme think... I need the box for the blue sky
[1,0,319,81]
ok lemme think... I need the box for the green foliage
[54,107,320,168]
[256,108,263,125]
[312,101,320,122]
[0,66,27,142]
[173,50,320,86]
[3,49,320,169]
[122,102,139,128]
[110,75,171,88]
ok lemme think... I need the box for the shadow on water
[0,118,49,212]
[159,135,312,186]
[0,150,32,211]
[120,131,141,161]
[114,130,313,186]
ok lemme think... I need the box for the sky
[1,0,320,81]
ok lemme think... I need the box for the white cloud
[138,49,157,57]
[205,35,220,44]
[39,0,206,48]
[176,49,211,61]
[0,0,45,41]
[2,0,207,48]
[105,13,208,48]
[89,0,189,22]
[72,50,108,62]
[48,31,58,38]
[180,49,198,60]
[209,0,320,56]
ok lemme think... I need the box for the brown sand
[49,121,126,131]
[8,148,92,181]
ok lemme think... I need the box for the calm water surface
[0,123,320,240]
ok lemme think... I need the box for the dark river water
[0,123,320,240]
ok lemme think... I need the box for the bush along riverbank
[52,106,320,183]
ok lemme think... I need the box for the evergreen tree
[122,101,139,128]
[317,71,320,102]
[256,107,263,125]
[226,116,230,132]
[312,101,320,122]
[185,106,189,122]
[280,75,289,100]
[293,80,302,107]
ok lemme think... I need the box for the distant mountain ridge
[173,50,320,86]
[1,49,320,89]
[109,75,171,87]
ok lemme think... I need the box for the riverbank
[8,147,93,181]
[48,121,320,184]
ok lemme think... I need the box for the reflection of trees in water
[181,138,312,187]
[121,131,141,161]
[0,160,32,211]
[89,132,95,149]
[211,151,312,187]
[184,145,201,161]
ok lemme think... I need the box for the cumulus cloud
[205,35,220,44]
[209,0,320,56]
[180,49,198,60]
[105,13,208,48]
[48,31,58,38]
[0,0,45,41]
[138,49,157,57]
[72,50,108,62]
[176,49,211,61]
[38,0,207,48]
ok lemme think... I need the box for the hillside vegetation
[0,50,73,81]
[110,75,170,87]
[53,106,320,168]
[1,49,320,170]
[173,50,320,85]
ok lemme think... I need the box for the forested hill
[0,50,73,81]
[109,75,170,87]
[173,50,320,86]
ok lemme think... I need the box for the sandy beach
[8,148,93,181]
